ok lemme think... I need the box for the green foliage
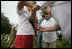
[1,12,12,34]
[1,34,10,48]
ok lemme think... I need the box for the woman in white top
[39,7,60,48]
[14,1,36,48]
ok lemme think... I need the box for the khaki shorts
[43,41,56,48]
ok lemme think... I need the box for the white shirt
[41,17,57,43]
[16,6,35,35]
[36,1,71,43]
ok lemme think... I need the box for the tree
[1,12,12,34]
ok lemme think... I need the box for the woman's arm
[39,24,60,32]
[17,1,33,10]
[32,5,41,12]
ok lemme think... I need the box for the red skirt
[14,35,33,48]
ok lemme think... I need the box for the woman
[14,1,36,48]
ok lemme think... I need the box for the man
[32,1,71,43]
[8,25,17,48]
[38,7,60,48]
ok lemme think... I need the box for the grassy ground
[56,39,71,48]
[1,34,71,48]
[1,34,10,48]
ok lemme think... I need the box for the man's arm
[39,24,60,32]
[8,38,14,48]
[32,1,54,12]
[11,27,15,34]
[8,27,15,48]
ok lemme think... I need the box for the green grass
[1,40,9,48]
[1,34,71,48]
[56,39,71,48]
[1,34,10,48]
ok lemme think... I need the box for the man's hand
[36,31,39,36]
[38,26,43,32]
[39,28,43,32]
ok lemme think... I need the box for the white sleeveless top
[16,6,35,35]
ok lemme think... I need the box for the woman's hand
[38,26,44,32]
[32,5,41,12]
[36,24,42,29]
[36,31,39,36]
